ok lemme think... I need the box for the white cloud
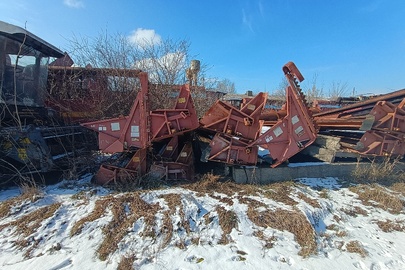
[128,28,162,47]
[63,0,84,9]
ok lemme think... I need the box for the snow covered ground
[0,174,405,270]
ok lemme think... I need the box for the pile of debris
[82,62,317,185]
[82,61,405,186]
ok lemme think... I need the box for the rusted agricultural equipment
[82,73,199,185]
[352,98,405,157]
[251,62,318,167]
[300,90,405,161]
[199,92,267,165]
[199,62,318,167]
[0,20,96,183]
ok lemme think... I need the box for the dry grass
[160,193,190,235]
[0,185,43,219]
[211,195,234,206]
[349,184,404,214]
[375,219,405,232]
[185,173,254,197]
[340,206,368,217]
[352,157,405,183]
[326,224,348,237]
[246,205,316,257]
[0,202,61,258]
[319,189,329,199]
[388,182,405,196]
[254,230,277,249]
[297,192,321,208]
[159,193,189,249]
[117,254,137,270]
[70,196,113,237]
[346,240,367,258]
[262,181,298,206]
[216,206,238,244]
[97,193,160,261]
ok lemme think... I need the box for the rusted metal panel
[92,148,148,185]
[354,131,405,157]
[252,62,318,167]
[150,141,194,180]
[149,84,199,141]
[200,92,267,141]
[81,72,150,153]
[208,133,258,165]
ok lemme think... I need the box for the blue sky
[1,0,405,95]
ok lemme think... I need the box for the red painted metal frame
[208,133,258,165]
[151,139,194,180]
[93,148,148,185]
[252,62,318,167]
[81,72,150,153]
[82,72,199,185]
[149,84,199,141]
[353,98,405,157]
[200,92,267,141]
[355,131,405,157]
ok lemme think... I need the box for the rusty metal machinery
[251,62,318,167]
[82,73,199,185]
[199,62,317,168]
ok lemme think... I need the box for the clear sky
[1,0,405,96]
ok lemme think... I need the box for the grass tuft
[349,184,404,214]
[346,240,367,258]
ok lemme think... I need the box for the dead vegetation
[117,255,137,270]
[0,202,61,258]
[349,184,404,214]
[3,169,405,263]
[262,181,298,206]
[246,205,316,257]
[254,230,277,249]
[0,184,43,219]
[352,157,405,184]
[346,240,367,258]
[340,206,368,217]
[375,219,405,232]
[159,193,190,248]
[216,206,238,244]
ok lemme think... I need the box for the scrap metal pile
[82,62,319,185]
[81,61,405,185]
